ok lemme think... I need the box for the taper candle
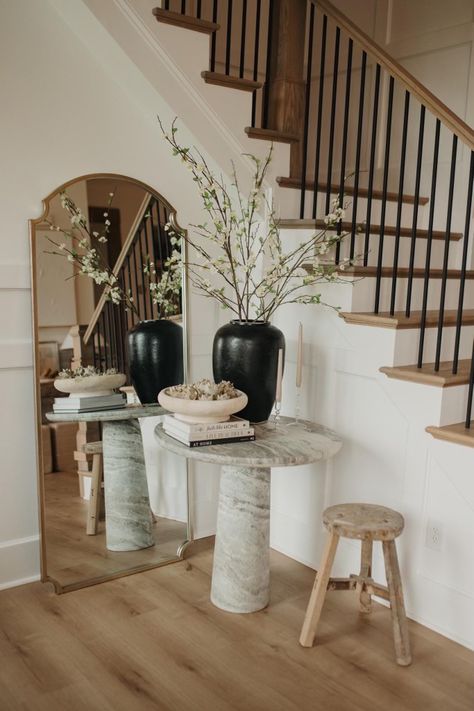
[296,322,303,388]
[275,348,283,403]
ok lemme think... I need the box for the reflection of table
[46,405,164,552]
[155,417,342,613]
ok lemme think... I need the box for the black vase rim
[229,319,270,326]
[134,318,180,325]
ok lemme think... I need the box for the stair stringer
[80,0,291,191]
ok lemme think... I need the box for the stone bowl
[158,388,248,424]
[54,373,127,398]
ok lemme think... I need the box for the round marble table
[155,417,342,613]
[47,404,164,552]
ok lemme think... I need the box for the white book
[54,394,125,409]
[164,429,255,448]
[163,414,250,435]
[164,423,254,442]
[53,402,126,413]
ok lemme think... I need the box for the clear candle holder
[287,386,302,427]
[272,401,282,428]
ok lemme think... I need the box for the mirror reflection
[32,175,189,592]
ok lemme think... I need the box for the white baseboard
[0,535,40,589]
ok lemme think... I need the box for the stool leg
[86,454,102,536]
[300,532,339,647]
[382,540,412,666]
[357,539,373,613]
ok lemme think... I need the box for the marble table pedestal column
[47,404,165,553]
[102,419,154,552]
[211,465,271,613]
[155,417,342,614]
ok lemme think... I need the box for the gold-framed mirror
[30,173,192,593]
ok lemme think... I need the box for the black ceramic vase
[127,320,184,404]
[212,320,285,423]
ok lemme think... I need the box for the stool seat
[323,503,404,541]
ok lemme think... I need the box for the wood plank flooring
[0,538,473,710]
[44,471,187,589]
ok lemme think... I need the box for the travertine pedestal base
[211,465,271,613]
[102,420,154,552]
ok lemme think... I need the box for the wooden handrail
[312,0,474,151]
[83,192,151,345]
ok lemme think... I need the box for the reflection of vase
[127,320,183,404]
[212,320,285,423]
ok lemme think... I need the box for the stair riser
[394,326,474,366]
[350,275,474,313]
[280,226,465,274]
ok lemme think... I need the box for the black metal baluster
[466,338,474,427]
[95,320,101,369]
[125,252,135,330]
[106,302,116,370]
[325,25,340,220]
[102,311,109,369]
[197,0,202,19]
[210,0,218,72]
[349,50,367,260]
[299,1,315,219]
[262,0,274,128]
[97,315,103,369]
[335,36,353,263]
[363,63,381,266]
[417,119,441,367]
[137,223,149,321]
[405,105,426,317]
[144,211,156,318]
[374,74,394,313]
[389,90,410,315]
[250,0,262,127]
[453,151,474,373]
[181,0,186,15]
[225,0,233,76]
[239,0,247,79]
[312,13,328,219]
[434,134,458,371]
[130,238,141,319]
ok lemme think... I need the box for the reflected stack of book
[163,415,255,447]
[52,393,126,413]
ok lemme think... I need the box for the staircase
[83,191,178,377]
[153,0,474,446]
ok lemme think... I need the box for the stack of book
[52,392,126,413]
[163,415,255,447]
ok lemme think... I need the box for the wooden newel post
[264,0,307,176]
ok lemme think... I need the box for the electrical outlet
[425,519,443,552]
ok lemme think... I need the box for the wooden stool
[83,441,103,536]
[300,503,411,666]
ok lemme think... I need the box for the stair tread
[152,8,219,34]
[245,127,300,144]
[279,219,462,241]
[339,309,474,329]
[380,360,472,386]
[277,176,429,206]
[426,422,474,447]
[334,266,474,279]
[201,72,262,91]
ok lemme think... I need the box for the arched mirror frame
[29,172,193,593]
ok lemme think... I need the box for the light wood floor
[0,537,473,711]
[44,471,187,589]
